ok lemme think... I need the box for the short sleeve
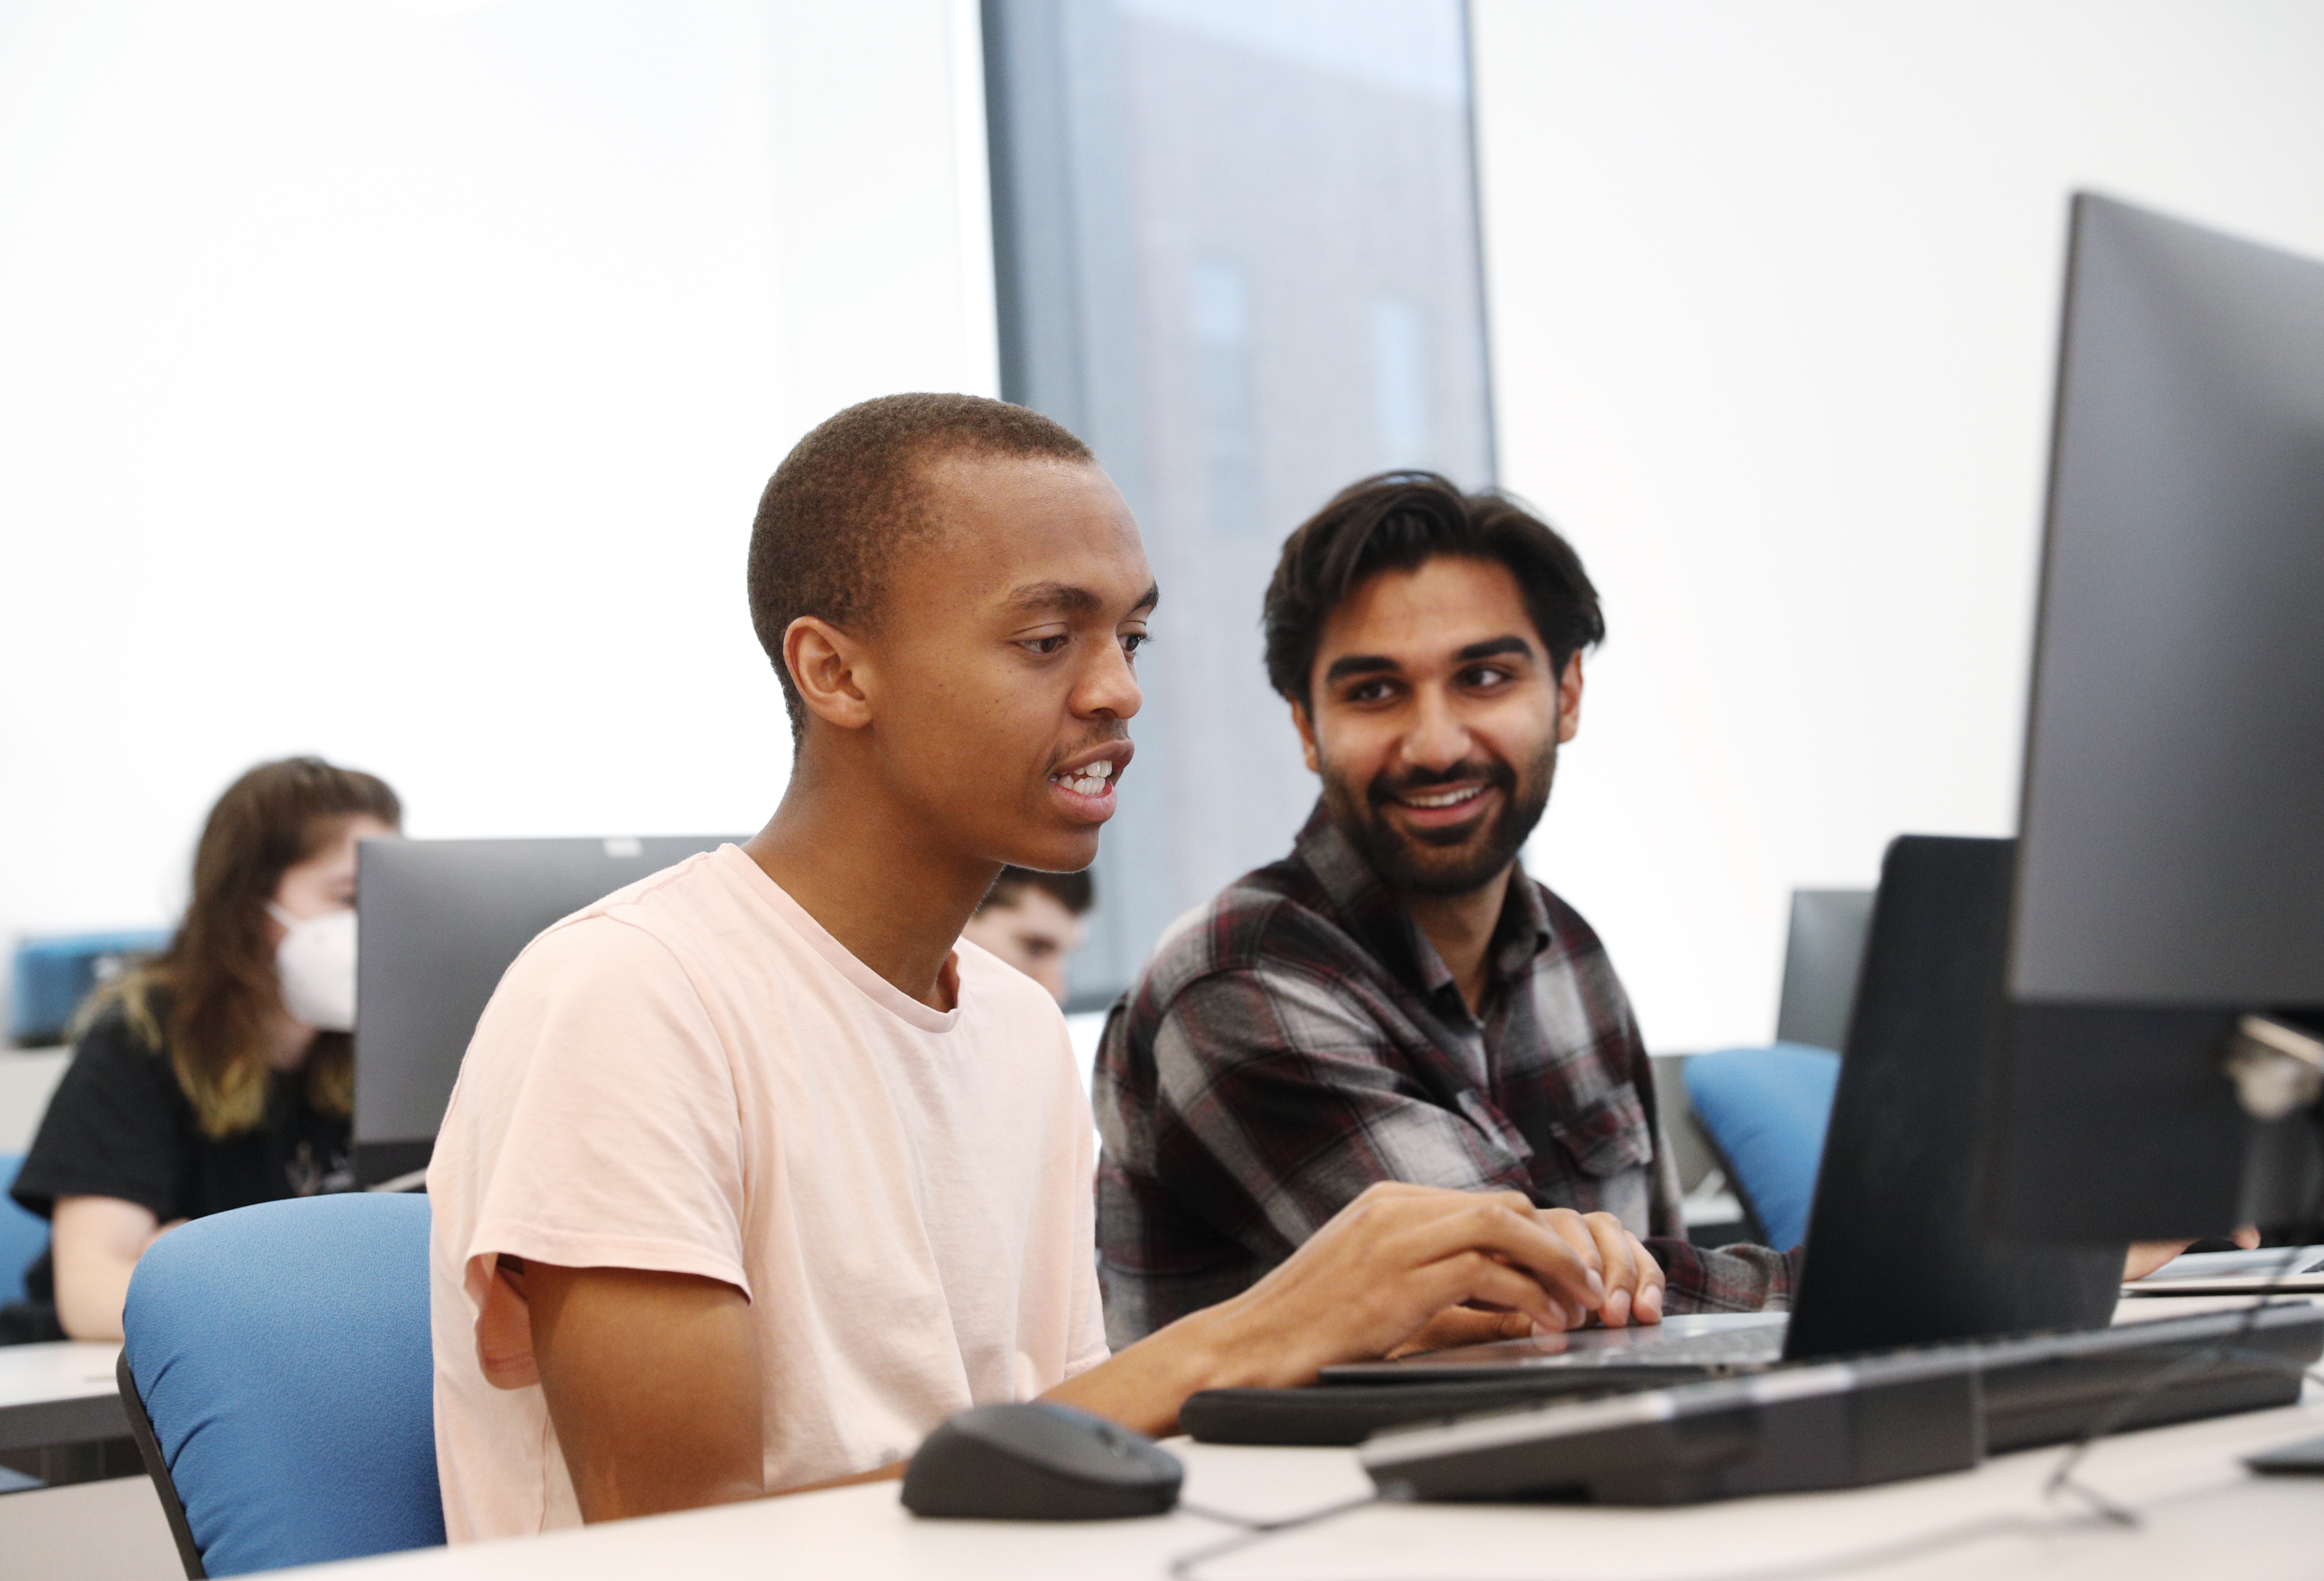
[442,915,752,1299]
[12,1012,186,1223]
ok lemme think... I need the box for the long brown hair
[109,757,402,1139]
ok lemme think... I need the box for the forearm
[1041,1301,1270,1438]
[54,1247,136,1341]
[51,1198,165,1341]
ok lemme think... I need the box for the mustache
[1044,728,1132,777]
[1366,757,1516,808]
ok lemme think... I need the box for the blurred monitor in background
[1774,889,1876,1055]
[963,867,1096,1006]
[353,835,740,1188]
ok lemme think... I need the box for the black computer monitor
[353,834,741,1187]
[1986,193,2324,1243]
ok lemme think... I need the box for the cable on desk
[2047,1148,2324,1526]
[1166,1490,1388,1578]
[1170,1506,2103,1581]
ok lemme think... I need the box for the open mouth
[1050,759,1117,798]
[1374,766,1511,841]
[1396,784,1487,811]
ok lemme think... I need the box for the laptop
[1318,835,2127,1388]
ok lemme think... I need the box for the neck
[1399,863,1513,1015]
[743,741,998,1011]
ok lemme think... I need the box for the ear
[1555,652,1584,745]
[1290,697,1321,775]
[783,616,876,733]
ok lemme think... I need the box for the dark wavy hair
[1262,471,1605,709]
[104,757,401,1138]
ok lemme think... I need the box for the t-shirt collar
[716,845,963,1034]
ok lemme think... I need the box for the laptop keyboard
[1549,1325,1786,1366]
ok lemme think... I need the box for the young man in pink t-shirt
[426,394,1668,1537]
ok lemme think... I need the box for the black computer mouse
[901,1402,1184,1520]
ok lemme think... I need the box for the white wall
[1471,1,2324,1052]
[0,0,995,954]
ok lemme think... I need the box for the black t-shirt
[9,999,352,1301]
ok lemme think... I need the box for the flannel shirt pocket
[1544,1083,1655,1178]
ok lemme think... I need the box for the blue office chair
[1681,1044,1842,1250]
[118,1194,445,1578]
[0,1154,48,1307]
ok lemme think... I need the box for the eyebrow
[1322,653,1399,685]
[1002,580,1161,616]
[1322,635,1536,686]
[1456,636,1536,663]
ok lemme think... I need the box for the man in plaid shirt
[1094,473,1793,1345]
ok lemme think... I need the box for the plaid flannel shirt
[1093,805,1796,1346]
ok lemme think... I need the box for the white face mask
[268,903,358,1032]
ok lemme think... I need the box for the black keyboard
[1354,1304,2324,1505]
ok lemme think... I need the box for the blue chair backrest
[1682,1044,1842,1250]
[122,1194,444,1576]
[0,1154,47,1306]
[10,929,172,1045]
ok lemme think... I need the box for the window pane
[985,0,1495,1003]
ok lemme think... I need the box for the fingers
[1629,1232,1666,1323]
[2127,1228,2259,1282]
[1541,1209,1607,1282]
[2123,1239,2194,1282]
[1246,1186,1677,1384]
[1375,1196,1606,1315]
[1574,1212,1642,1327]
[1383,1305,1534,1359]
[1540,1212,1665,1328]
[1417,1252,1586,1334]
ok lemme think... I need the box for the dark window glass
[984,0,1497,1003]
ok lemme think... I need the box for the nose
[1074,634,1144,723]
[1398,684,1470,773]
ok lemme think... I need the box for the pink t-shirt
[426,844,1109,1541]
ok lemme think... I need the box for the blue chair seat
[120,1193,444,1576]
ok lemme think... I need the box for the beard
[1321,738,1557,898]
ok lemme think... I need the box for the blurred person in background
[960,866,1092,1004]
[3,757,401,1342]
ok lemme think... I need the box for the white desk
[0,1044,71,1153]
[0,1339,125,1456]
[274,1389,2324,1580]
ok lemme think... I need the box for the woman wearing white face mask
[6,758,401,1342]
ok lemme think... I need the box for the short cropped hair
[1261,471,1604,708]
[749,393,1095,739]
[978,865,1095,917]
